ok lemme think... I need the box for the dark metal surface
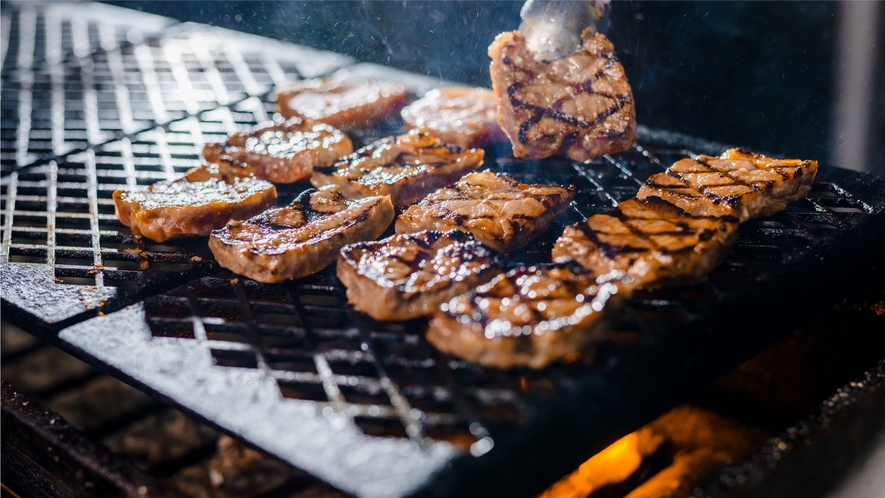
[3,3,885,498]
[1,381,170,498]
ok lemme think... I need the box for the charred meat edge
[395,171,575,253]
[113,166,277,243]
[552,198,740,289]
[427,264,627,369]
[337,230,501,321]
[209,189,394,283]
[311,130,485,207]
[637,149,818,222]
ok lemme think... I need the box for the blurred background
[104,1,885,176]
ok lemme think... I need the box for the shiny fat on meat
[209,185,394,283]
[337,230,500,321]
[395,171,574,253]
[202,116,352,184]
[113,163,277,243]
[427,263,628,369]
[311,128,484,207]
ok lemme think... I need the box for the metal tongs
[519,0,611,62]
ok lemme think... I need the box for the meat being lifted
[338,230,500,321]
[209,185,393,284]
[113,163,277,243]
[638,149,818,222]
[400,87,505,149]
[427,263,627,369]
[553,198,739,290]
[276,78,410,131]
[488,29,636,161]
[202,116,353,184]
[396,171,574,253]
[311,128,485,207]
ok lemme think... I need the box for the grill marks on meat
[337,230,500,321]
[311,128,485,207]
[638,149,818,222]
[276,78,410,131]
[400,87,505,149]
[488,29,636,161]
[395,171,574,253]
[113,164,277,243]
[427,264,626,369]
[209,185,394,283]
[553,198,739,289]
[202,116,353,184]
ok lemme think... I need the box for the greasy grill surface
[2,3,885,498]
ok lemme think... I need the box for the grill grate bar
[1,12,11,68]
[132,44,170,125]
[83,150,104,287]
[45,160,57,266]
[349,310,427,444]
[16,6,36,70]
[188,37,232,106]
[1,172,17,264]
[285,289,348,410]
[232,283,272,373]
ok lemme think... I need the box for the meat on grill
[395,171,574,253]
[552,198,739,289]
[400,87,505,149]
[276,78,410,131]
[113,163,277,243]
[637,149,818,222]
[488,29,636,161]
[311,128,485,207]
[202,116,353,184]
[338,230,500,321]
[427,263,627,369]
[208,185,394,283]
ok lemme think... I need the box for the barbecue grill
[3,2,885,498]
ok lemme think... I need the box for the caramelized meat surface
[338,230,500,321]
[427,264,627,369]
[113,164,277,243]
[400,87,505,149]
[488,29,636,161]
[395,171,574,253]
[553,198,739,289]
[311,128,484,207]
[276,78,409,131]
[637,149,818,222]
[209,186,394,283]
[202,116,352,184]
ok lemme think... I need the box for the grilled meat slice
[311,128,484,207]
[209,185,394,283]
[400,87,505,149]
[338,230,500,321]
[553,198,739,289]
[427,263,627,369]
[637,149,818,222]
[395,171,574,253]
[113,164,277,243]
[276,78,410,131]
[202,116,353,184]
[488,29,636,161]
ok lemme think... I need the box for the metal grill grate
[3,3,885,498]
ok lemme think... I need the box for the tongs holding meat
[489,0,635,161]
[519,0,611,63]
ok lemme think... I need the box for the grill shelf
[3,3,885,498]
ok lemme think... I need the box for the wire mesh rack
[3,2,885,498]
